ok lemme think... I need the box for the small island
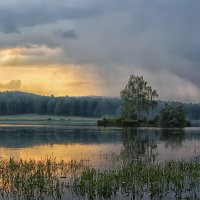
[98,75,191,128]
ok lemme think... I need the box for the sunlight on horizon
[0,65,106,97]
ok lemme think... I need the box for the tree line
[0,91,121,117]
[0,91,200,120]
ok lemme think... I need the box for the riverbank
[0,114,98,125]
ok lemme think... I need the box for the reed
[1,158,200,199]
[0,158,88,200]
[71,159,200,200]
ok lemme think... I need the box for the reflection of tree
[158,129,185,150]
[120,128,186,164]
[120,128,158,163]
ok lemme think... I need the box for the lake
[0,125,200,165]
[0,124,200,199]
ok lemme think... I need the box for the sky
[0,0,200,102]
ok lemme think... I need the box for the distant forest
[0,91,200,120]
[0,91,121,117]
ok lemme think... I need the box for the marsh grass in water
[1,158,200,199]
[0,158,88,200]
[71,159,200,200]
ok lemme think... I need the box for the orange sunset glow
[0,143,122,167]
[0,65,105,96]
[0,45,105,96]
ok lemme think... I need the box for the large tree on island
[120,75,158,120]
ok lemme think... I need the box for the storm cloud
[54,29,77,39]
[0,0,200,101]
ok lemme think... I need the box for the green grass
[0,114,98,121]
[0,114,98,125]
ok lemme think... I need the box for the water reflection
[119,128,189,163]
[0,126,121,148]
[0,126,200,166]
[0,126,200,199]
[158,129,185,150]
[120,128,158,163]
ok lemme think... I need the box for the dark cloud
[0,80,22,90]
[60,0,200,91]
[1,0,200,100]
[54,29,77,39]
[0,1,103,33]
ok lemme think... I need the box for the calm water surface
[0,125,200,166]
[0,124,200,199]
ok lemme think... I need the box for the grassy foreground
[0,158,88,199]
[0,158,200,199]
[74,161,200,200]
